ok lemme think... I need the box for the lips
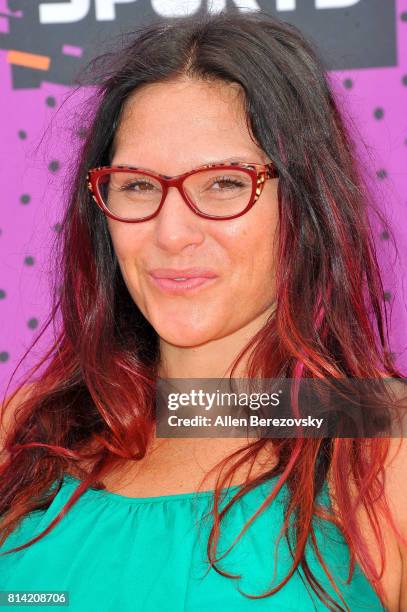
[149,268,218,280]
[148,268,218,294]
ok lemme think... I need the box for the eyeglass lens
[97,169,254,219]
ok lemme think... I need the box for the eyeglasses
[87,161,279,222]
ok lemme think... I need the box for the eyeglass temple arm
[265,162,279,179]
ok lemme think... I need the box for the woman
[0,10,406,612]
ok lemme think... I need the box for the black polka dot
[46,96,56,107]
[376,169,387,179]
[384,291,392,302]
[77,127,87,139]
[48,160,60,172]
[380,229,390,240]
[53,222,62,233]
[0,352,9,362]
[18,130,27,140]
[0,289,6,299]
[402,75,407,87]
[27,318,38,329]
[20,194,31,205]
[374,108,384,119]
[24,256,35,266]
[401,12,407,21]
[343,78,353,89]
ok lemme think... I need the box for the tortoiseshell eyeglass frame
[87,160,279,222]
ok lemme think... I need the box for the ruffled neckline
[61,473,250,505]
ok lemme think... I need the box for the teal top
[0,473,384,611]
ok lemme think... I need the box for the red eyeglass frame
[87,160,279,222]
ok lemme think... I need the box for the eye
[120,179,159,192]
[208,176,247,190]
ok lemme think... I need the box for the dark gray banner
[155,377,407,438]
[0,0,396,88]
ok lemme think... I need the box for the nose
[153,185,205,254]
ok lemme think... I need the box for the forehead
[119,78,245,127]
[110,78,266,169]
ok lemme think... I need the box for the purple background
[1,1,407,394]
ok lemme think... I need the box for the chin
[152,320,219,348]
[160,330,215,348]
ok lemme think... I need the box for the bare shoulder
[327,434,407,611]
[382,378,407,553]
[382,435,407,610]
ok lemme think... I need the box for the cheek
[108,223,140,257]
[219,207,278,291]
[107,223,147,284]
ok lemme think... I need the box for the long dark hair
[1,10,405,611]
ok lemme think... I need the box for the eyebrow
[205,156,263,165]
[112,156,265,171]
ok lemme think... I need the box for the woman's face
[108,78,279,347]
